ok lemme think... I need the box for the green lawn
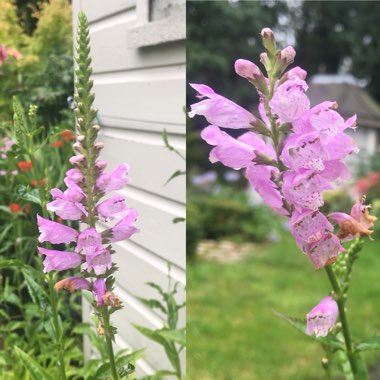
[187,235,380,380]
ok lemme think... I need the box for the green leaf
[157,329,186,346]
[14,346,54,380]
[275,311,343,350]
[0,259,24,269]
[356,336,380,351]
[164,170,186,185]
[115,348,145,367]
[172,217,185,224]
[137,297,166,314]
[146,282,165,297]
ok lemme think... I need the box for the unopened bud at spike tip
[280,46,296,65]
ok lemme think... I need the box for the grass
[187,234,380,380]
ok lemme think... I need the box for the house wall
[72,1,186,376]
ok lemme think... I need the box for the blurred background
[187,1,380,379]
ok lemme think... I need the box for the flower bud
[235,59,261,79]
[260,52,270,70]
[95,160,107,170]
[280,46,296,65]
[69,154,85,165]
[73,142,82,151]
[94,142,104,150]
[97,323,104,336]
[77,117,84,125]
[260,27,276,57]
[92,124,100,131]
[77,135,85,142]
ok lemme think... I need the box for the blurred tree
[15,0,49,35]
[293,1,380,101]
[187,0,287,172]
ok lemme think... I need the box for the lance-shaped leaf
[14,346,55,380]
[250,118,272,137]
[356,336,380,352]
[275,311,343,350]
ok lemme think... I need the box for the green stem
[325,266,368,380]
[28,149,67,380]
[102,306,119,380]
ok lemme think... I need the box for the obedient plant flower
[190,27,373,270]
[329,199,377,242]
[306,296,339,337]
[37,12,139,314]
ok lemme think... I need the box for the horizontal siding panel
[109,238,185,323]
[99,134,186,204]
[93,77,185,125]
[78,0,136,23]
[98,193,186,271]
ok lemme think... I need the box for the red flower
[31,178,46,187]
[57,217,63,223]
[59,130,76,141]
[9,203,22,213]
[51,140,64,148]
[18,160,32,172]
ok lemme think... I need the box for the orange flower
[57,217,63,223]
[51,140,64,148]
[59,130,76,141]
[31,178,46,187]
[9,203,22,213]
[18,160,32,172]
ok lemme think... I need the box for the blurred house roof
[308,74,380,129]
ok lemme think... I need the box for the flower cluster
[0,44,22,65]
[36,151,139,305]
[189,28,376,271]
[50,129,77,148]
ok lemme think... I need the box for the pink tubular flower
[305,233,345,270]
[286,66,307,81]
[86,249,112,275]
[306,296,339,337]
[54,277,91,292]
[38,247,83,273]
[283,170,332,211]
[96,195,129,222]
[76,228,103,255]
[290,210,333,249]
[109,208,139,243]
[189,83,256,129]
[64,169,84,187]
[246,165,288,216]
[93,278,106,306]
[96,163,129,192]
[47,187,88,220]
[37,215,78,244]
[201,125,259,169]
[269,78,310,123]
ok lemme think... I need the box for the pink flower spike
[86,249,112,275]
[54,277,90,292]
[38,247,83,273]
[305,233,345,270]
[306,296,338,337]
[96,195,129,222]
[96,163,129,192]
[189,83,256,129]
[109,208,139,243]
[76,228,103,255]
[37,215,78,244]
[93,278,107,306]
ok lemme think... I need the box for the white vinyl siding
[72,1,185,376]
